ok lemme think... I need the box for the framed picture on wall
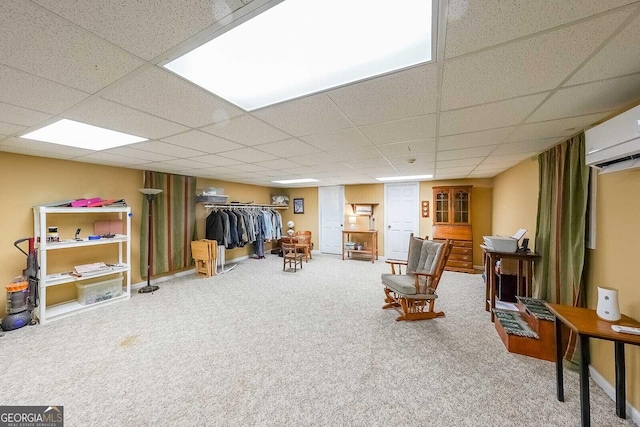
[293,198,304,214]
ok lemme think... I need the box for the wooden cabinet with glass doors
[432,186,474,273]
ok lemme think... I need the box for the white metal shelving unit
[33,206,132,324]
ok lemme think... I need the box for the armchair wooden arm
[385,259,408,274]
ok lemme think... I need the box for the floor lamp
[139,188,162,293]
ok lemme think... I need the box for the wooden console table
[545,303,640,427]
[481,245,540,322]
[342,230,378,263]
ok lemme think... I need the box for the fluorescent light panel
[376,174,433,182]
[21,119,147,150]
[165,0,433,111]
[272,178,319,184]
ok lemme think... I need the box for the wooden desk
[342,230,378,263]
[545,303,640,427]
[481,245,539,322]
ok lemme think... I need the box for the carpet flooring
[1,252,636,426]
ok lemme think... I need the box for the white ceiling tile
[141,163,185,173]
[253,158,301,170]
[0,121,25,135]
[201,114,290,146]
[445,0,636,58]
[194,166,243,175]
[76,152,148,165]
[434,171,468,179]
[394,162,435,174]
[529,73,640,122]
[0,144,80,160]
[358,166,399,176]
[0,64,89,114]
[437,145,496,161]
[32,0,246,60]
[437,158,483,169]
[377,139,436,159]
[160,158,211,169]
[253,94,352,137]
[103,66,244,127]
[510,112,611,142]
[467,170,503,178]
[568,12,640,85]
[439,127,514,151]
[474,163,513,172]
[328,64,438,125]
[254,138,319,158]
[387,153,436,166]
[329,147,383,162]
[493,138,561,155]
[130,140,206,158]
[0,0,144,93]
[66,98,188,140]
[442,10,630,110]
[103,146,176,162]
[192,154,242,167]
[0,102,52,127]
[1,136,91,157]
[218,147,278,162]
[439,93,548,135]
[435,165,476,174]
[288,152,340,166]
[227,163,271,173]
[345,157,393,170]
[360,114,437,145]
[481,153,537,165]
[161,130,243,153]
[300,127,371,151]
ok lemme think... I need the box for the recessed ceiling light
[272,178,319,184]
[21,119,147,150]
[165,0,435,111]
[376,174,433,182]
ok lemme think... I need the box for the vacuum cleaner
[1,238,39,331]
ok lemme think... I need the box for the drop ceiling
[1,0,640,188]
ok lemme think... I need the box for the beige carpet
[1,252,635,426]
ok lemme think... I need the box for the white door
[385,182,419,260]
[319,186,344,254]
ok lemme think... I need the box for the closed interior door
[385,182,419,260]
[319,186,344,254]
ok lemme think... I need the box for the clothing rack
[204,203,288,210]
[204,204,284,266]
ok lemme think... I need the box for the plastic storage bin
[76,278,122,305]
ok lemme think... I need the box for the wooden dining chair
[282,242,304,272]
[292,230,312,261]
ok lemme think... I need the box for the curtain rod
[204,203,288,210]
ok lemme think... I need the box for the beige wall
[588,168,640,409]
[0,153,144,313]
[277,187,319,247]
[492,156,539,249]
[492,156,640,412]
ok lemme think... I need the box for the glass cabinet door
[435,191,449,223]
[453,190,469,224]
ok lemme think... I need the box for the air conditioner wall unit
[585,104,640,174]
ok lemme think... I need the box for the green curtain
[140,171,196,277]
[533,133,589,362]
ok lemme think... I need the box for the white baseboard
[131,268,196,290]
[589,365,640,425]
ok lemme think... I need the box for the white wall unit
[33,206,131,324]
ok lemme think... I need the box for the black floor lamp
[139,188,162,293]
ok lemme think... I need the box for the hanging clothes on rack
[205,205,284,259]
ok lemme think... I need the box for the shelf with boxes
[33,206,131,324]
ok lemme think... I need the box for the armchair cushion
[383,240,444,296]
